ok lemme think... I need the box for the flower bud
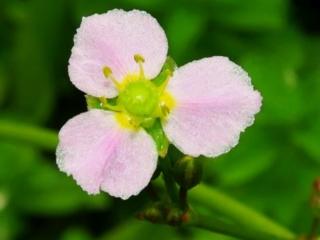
[136,206,163,223]
[173,156,203,189]
[166,208,183,226]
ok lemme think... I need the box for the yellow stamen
[160,103,170,117]
[134,54,145,79]
[157,91,176,118]
[103,66,121,89]
[115,112,139,130]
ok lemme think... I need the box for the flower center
[101,54,176,129]
[118,80,159,117]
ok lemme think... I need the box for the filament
[103,66,121,89]
[134,54,145,79]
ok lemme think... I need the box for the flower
[56,9,262,200]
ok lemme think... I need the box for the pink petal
[162,57,262,158]
[68,9,168,98]
[56,110,157,199]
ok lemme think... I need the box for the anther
[102,66,121,89]
[134,54,145,63]
[134,54,145,79]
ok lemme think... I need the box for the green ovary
[118,80,159,117]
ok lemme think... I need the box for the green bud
[173,156,203,189]
[166,208,183,226]
[143,207,163,223]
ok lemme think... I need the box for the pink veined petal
[56,109,157,199]
[68,9,168,98]
[162,57,262,158]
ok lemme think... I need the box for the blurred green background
[0,0,320,239]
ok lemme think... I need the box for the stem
[99,220,146,240]
[145,182,159,201]
[160,156,178,203]
[179,187,188,210]
[191,213,280,240]
[161,167,178,203]
[0,119,58,150]
[190,184,295,240]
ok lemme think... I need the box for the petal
[56,109,157,199]
[163,57,262,158]
[68,9,168,98]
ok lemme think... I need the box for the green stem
[160,156,178,203]
[190,184,296,240]
[190,213,280,240]
[179,186,188,210]
[0,120,298,239]
[0,119,58,150]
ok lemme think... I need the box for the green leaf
[73,0,113,22]
[18,160,110,215]
[203,0,289,31]
[3,0,68,123]
[205,128,276,187]
[293,117,320,163]
[100,220,180,240]
[118,0,165,11]
[61,228,93,240]
[165,9,205,63]
[0,141,109,216]
[0,141,37,185]
[228,148,320,227]
[298,36,320,117]
[192,228,237,240]
[0,210,21,240]
[0,64,7,106]
[240,31,304,125]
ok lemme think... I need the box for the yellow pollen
[115,112,139,130]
